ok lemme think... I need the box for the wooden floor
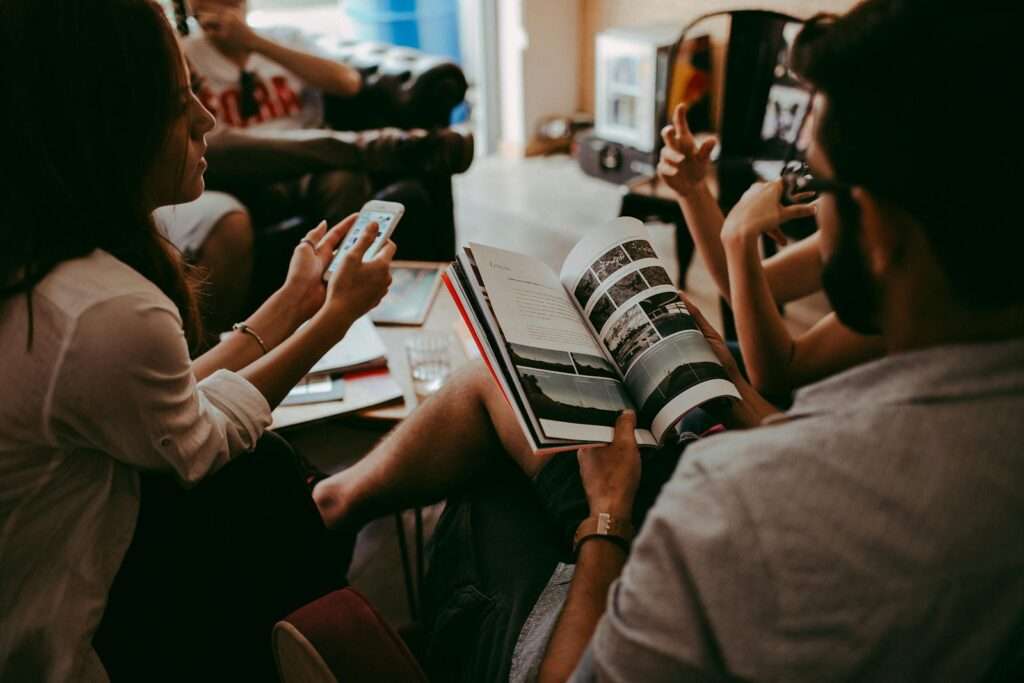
[343,153,828,628]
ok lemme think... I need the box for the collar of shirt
[786,336,1024,419]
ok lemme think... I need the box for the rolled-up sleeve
[47,292,272,484]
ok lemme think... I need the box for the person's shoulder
[676,418,831,479]
[36,250,178,323]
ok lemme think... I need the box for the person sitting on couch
[157,0,471,341]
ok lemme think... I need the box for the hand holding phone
[323,200,404,281]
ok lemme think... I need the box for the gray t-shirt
[559,339,1024,682]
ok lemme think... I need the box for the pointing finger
[346,221,379,262]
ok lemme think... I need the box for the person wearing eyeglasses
[658,102,885,400]
[311,1,1024,680]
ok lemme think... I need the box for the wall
[498,0,581,154]
[578,0,860,115]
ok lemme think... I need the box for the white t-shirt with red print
[184,27,325,131]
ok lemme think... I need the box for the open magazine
[444,217,739,454]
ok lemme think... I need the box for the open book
[444,217,739,454]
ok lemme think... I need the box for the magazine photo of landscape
[516,367,633,428]
[623,331,730,426]
[608,271,650,307]
[574,269,600,307]
[623,239,657,261]
[639,292,700,338]
[571,352,620,380]
[591,245,632,282]
[640,265,673,288]
[508,343,576,374]
[605,305,660,372]
[588,293,617,333]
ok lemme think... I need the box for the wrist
[675,179,711,201]
[269,286,310,333]
[587,498,634,519]
[310,302,356,337]
[574,512,635,555]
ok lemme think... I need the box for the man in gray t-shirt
[311,1,1024,680]
[547,1,1024,680]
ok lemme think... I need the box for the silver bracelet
[232,322,268,355]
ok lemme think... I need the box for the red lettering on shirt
[198,75,302,128]
[269,76,302,118]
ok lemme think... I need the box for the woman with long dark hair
[0,0,394,680]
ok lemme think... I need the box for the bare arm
[762,232,826,304]
[538,412,640,683]
[250,33,362,97]
[538,540,629,683]
[786,313,886,389]
[192,287,306,381]
[659,104,818,308]
[657,104,732,300]
[194,217,395,408]
[722,182,880,395]
[199,9,361,97]
[723,217,801,396]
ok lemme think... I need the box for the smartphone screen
[324,208,399,278]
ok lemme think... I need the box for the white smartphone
[323,200,404,281]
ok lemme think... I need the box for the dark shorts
[419,428,704,683]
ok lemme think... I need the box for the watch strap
[573,512,634,555]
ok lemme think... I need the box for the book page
[309,315,387,375]
[559,218,739,440]
[472,243,603,356]
[466,244,656,447]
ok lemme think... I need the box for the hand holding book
[445,218,741,454]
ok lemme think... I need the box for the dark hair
[0,0,203,347]
[791,0,1021,309]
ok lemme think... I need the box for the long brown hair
[0,0,203,347]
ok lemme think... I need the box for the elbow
[328,66,362,97]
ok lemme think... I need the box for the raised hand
[196,7,258,52]
[657,103,717,198]
[722,180,818,247]
[577,411,641,519]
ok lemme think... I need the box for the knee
[457,360,497,402]
[318,170,371,218]
[202,210,254,262]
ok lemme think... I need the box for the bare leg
[193,210,253,338]
[312,362,556,528]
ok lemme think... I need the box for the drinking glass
[405,332,453,397]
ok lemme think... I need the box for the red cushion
[275,587,427,683]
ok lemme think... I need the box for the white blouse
[0,250,272,682]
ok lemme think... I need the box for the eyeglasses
[779,93,850,202]
[781,159,851,200]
